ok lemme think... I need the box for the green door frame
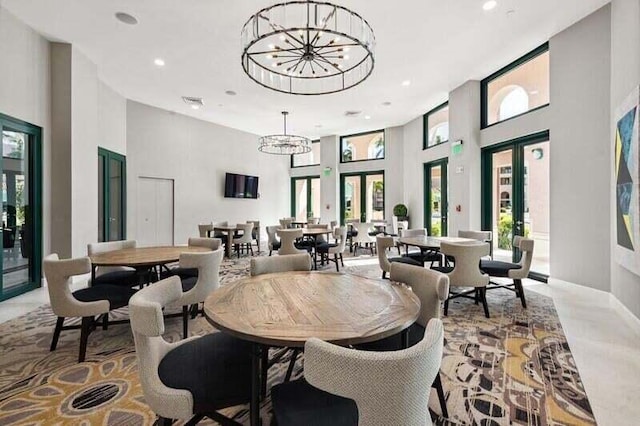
[339,170,385,225]
[290,175,320,219]
[98,147,127,242]
[0,113,43,302]
[424,158,448,236]
[481,130,549,281]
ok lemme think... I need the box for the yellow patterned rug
[0,256,596,425]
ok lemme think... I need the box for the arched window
[499,86,529,121]
[367,136,384,159]
[429,122,449,145]
[343,143,355,162]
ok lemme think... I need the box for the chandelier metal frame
[258,111,312,155]
[241,1,375,95]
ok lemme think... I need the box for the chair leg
[433,373,449,419]
[334,254,339,272]
[261,347,269,398]
[50,317,64,351]
[156,417,173,426]
[340,253,344,267]
[480,288,490,318]
[102,313,109,330]
[249,244,254,256]
[382,271,387,279]
[284,349,300,382]
[269,249,273,256]
[444,297,449,316]
[78,316,93,363]
[182,306,189,339]
[515,279,527,308]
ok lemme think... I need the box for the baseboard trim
[609,294,640,338]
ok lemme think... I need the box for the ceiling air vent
[182,96,204,107]
[344,110,362,117]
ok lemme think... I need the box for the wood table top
[398,236,478,249]
[204,271,421,347]
[90,245,210,267]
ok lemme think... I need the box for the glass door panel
[365,173,384,222]
[291,176,321,221]
[523,141,550,275]
[108,158,124,241]
[310,178,321,219]
[491,149,514,263]
[341,171,385,224]
[425,159,448,236]
[98,148,126,242]
[294,179,308,221]
[1,126,37,298]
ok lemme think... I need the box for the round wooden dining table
[398,235,478,250]
[204,271,421,426]
[89,245,210,283]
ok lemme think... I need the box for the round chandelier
[258,111,312,155]
[241,1,375,95]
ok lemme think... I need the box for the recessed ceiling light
[382,101,392,106]
[191,105,200,110]
[401,80,411,86]
[225,90,237,96]
[315,124,323,128]
[115,12,138,25]
[154,58,165,67]
[364,115,371,120]
[483,1,498,11]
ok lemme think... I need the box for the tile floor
[1,257,639,425]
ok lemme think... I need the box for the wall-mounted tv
[224,173,259,199]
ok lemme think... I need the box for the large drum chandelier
[241,1,375,95]
[258,112,312,155]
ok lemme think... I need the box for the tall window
[291,176,321,221]
[291,140,321,168]
[423,102,449,149]
[340,130,384,163]
[98,148,126,242]
[482,44,549,128]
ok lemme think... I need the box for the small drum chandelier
[241,1,375,95]
[258,111,312,155]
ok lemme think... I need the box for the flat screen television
[224,173,259,199]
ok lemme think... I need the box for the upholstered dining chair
[129,276,251,426]
[345,218,360,252]
[247,220,261,252]
[87,240,142,287]
[250,253,312,276]
[458,230,493,259]
[307,223,330,244]
[233,223,254,257]
[277,229,306,255]
[400,228,441,266]
[174,248,223,338]
[266,225,281,256]
[44,254,136,362]
[211,221,228,239]
[376,235,422,279]
[271,319,445,426]
[352,222,377,255]
[198,223,214,238]
[164,237,220,280]
[279,218,293,229]
[308,217,320,225]
[434,241,491,318]
[482,236,534,308]
[316,226,348,271]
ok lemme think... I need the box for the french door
[291,176,320,221]
[340,171,385,224]
[98,148,126,242]
[0,113,43,301]
[482,130,550,279]
[424,158,448,236]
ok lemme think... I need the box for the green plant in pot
[393,204,408,221]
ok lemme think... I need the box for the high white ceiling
[2,0,609,138]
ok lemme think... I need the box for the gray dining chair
[482,236,534,308]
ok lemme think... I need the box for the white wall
[98,82,127,155]
[126,101,290,244]
[611,0,640,318]
[0,5,51,257]
[549,5,612,291]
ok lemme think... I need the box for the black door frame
[424,158,448,236]
[339,170,385,225]
[290,175,320,220]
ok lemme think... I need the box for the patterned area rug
[0,254,596,425]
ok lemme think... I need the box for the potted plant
[393,204,408,222]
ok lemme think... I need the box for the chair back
[308,224,329,243]
[129,277,194,420]
[458,230,492,242]
[233,223,254,244]
[198,223,213,238]
[247,220,260,240]
[250,253,312,276]
[87,240,136,277]
[177,249,223,305]
[353,222,375,244]
[511,236,535,278]
[401,228,427,238]
[277,229,306,255]
[440,241,490,288]
[304,319,444,426]
[308,217,320,225]
[279,218,293,229]
[331,226,348,254]
[376,235,395,273]
[44,254,109,317]
[266,225,280,248]
[330,220,338,230]
[188,237,221,250]
[390,263,449,326]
